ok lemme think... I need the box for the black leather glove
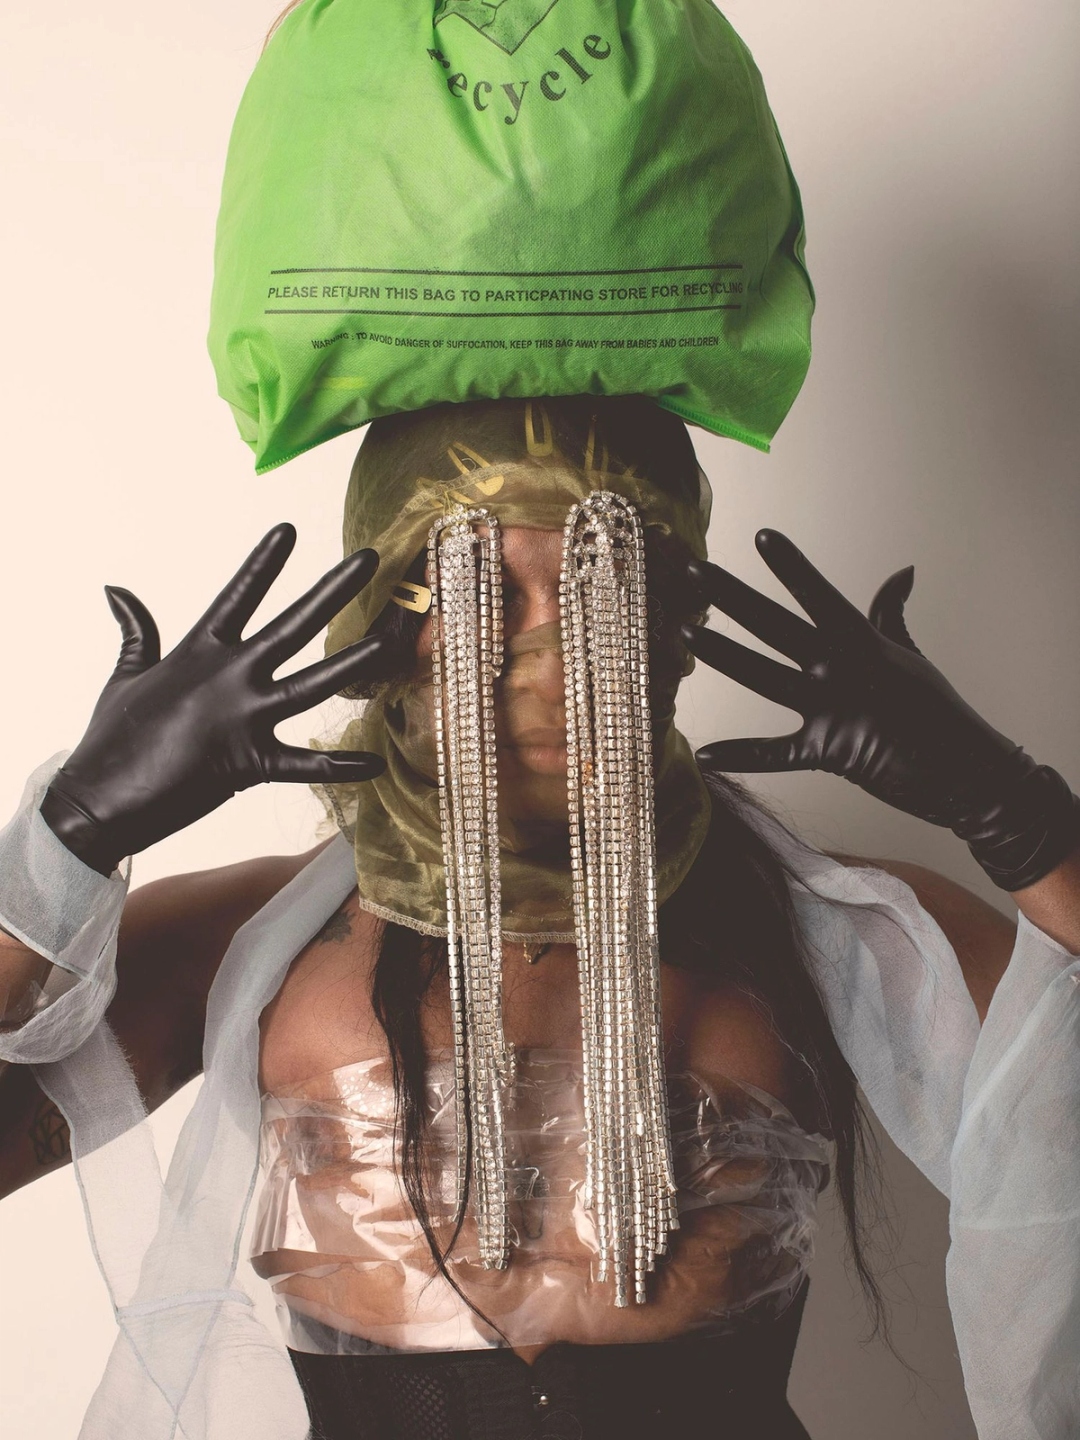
[40,524,391,876]
[682,529,1080,891]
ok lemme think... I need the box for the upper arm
[0,842,325,1199]
[828,852,1016,1024]
[107,848,322,1106]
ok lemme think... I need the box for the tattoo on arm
[316,909,353,944]
[29,1097,71,1168]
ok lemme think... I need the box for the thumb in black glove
[40,523,394,876]
[682,529,1080,891]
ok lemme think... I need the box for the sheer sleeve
[745,802,1079,1440]
[945,911,1080,1439]
[36,834,358,1440]
[744,802,982,1193]
[0,753,130,1066]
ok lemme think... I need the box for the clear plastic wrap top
[250,1049,830,1354]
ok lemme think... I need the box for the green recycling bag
[209,0,813,472]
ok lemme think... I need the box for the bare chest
[259,892,804,1118]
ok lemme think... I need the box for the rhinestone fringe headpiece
[560,492,678,1306]
[428,506,514,1267]
[428,492,678,1304]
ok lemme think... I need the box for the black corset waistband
[289,1278,812,1440]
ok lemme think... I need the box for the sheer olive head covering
[321,394,713,940]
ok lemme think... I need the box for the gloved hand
[39,524,391,876]
[682,529,1080,891]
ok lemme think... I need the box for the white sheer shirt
[1,754,1077,1440]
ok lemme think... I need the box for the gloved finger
[680,623,808,712]
[686,558,818,666]
[250,548,380,667]
[867,566,923,653]
[754,530,867,634]
[264,633,393,716]
[695,733,808,774]
[199,523,297,644]
[104,586,161,674]
[262,743,386,784]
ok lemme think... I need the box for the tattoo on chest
[316,909,353,944]
[29,1097,71,1167]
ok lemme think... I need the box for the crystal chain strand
[428,508,511,1267]
[559,492,678,1307]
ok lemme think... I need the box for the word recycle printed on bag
[209,0,814,472]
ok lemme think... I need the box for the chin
[498,749,570,823]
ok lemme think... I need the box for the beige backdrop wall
[1,3,1077,1436]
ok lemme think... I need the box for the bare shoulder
[826,851,1016,1022]
[117,841,331,989]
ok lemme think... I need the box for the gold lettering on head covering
[524,400,554,456]
[584,414,638,485]
[447,441,492,473]
[584,415,597,476]
[444,472,504,508]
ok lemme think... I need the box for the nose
[502,643,565,706]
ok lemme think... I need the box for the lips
[497,728,569,778]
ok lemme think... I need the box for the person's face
[410,524,689,829]
[414,527,570,825]
[489,527,570,823]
